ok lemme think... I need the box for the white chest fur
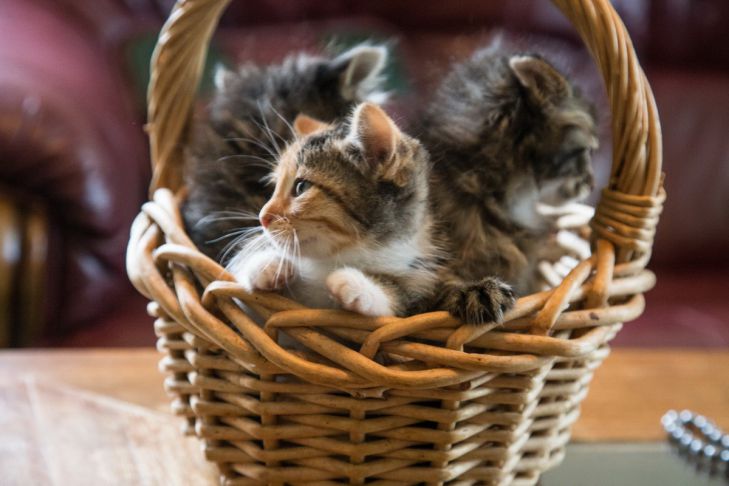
[506,178,542,230]
[287,235,426,309]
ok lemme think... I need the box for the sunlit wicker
[126,0,665,484]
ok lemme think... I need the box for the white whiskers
[197,209,260,228]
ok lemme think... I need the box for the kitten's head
[507,55,598,205]
[428,49,597,208]
[258,103,430,259]
[211,43,389,125]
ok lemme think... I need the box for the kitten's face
[258,103,427,260]
[535,125,598,206]
[509,55,598,206]
[259,140,361,258]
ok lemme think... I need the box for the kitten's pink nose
[259,211,273,229]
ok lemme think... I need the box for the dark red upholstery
[0,0,150,341]
[1,0,726,347]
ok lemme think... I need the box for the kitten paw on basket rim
[442,276,517,325]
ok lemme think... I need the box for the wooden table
[2,348,728,485]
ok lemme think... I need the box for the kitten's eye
[293,179,312,197]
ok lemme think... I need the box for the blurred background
[0,0,727,348]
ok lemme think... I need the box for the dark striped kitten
[229,103,441,317]
[183,44,388,260]
[421,46,598,324]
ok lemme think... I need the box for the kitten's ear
[348,103,408,184]
[293,114,329,137]
[509,55,571,103]
[333,45,388,101]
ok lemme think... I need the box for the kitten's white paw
[229,250,294,292]
[326,268,394,317]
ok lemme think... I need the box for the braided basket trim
[128,188,653,390]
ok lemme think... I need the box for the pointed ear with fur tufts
[333,45,388,102]
[293,113,330,137]
[509,55,571,103]
[347,103,409,185]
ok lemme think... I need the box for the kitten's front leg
[441,276,516,325]
[229,248,296,292]
[326,267,397,317]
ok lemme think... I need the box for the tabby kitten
[419,46,598,324]
[229,102,441,317]
[183,44,388,260]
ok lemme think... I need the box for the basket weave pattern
[127,0,665,484]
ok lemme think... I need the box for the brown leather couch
[1,0,727,347]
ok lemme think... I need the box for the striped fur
[228,103,443,317]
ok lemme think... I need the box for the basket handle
[551,0,664,264]
[146,0,232,195]
[146,0,663,264]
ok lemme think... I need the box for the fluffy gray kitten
[420,46,598,324]
[183,44,388,260]
[229,103,442,317]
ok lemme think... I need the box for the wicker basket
[127,0,665,484]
